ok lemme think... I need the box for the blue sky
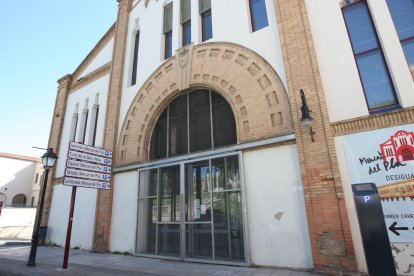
[0,1,117,158]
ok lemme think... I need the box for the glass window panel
[211,92,236,148]
[181,0,191,23]
[189,90,212,152]
[150,109,168,160]
[169,95,188,156]
[402,39,414,65]
[165,31,173,59]
[182,20,192,46]
[228,192,245,261]
[163,2,173,33]
[160,166,181,222]
[137,198,157,254]
[226,156,240,190]
[387,0,414,40]
[343,2,379,54]
[131,31,140,86]
[139,169,158,197]
[211,158,225,191]
[185,224,212,259]
[201,10,212,42]
[186,161,211,222]
[213,192,230,260]
[356,51,398,110]
[250,0,269,32]
[199,0,211,14]
[158,224,180,256]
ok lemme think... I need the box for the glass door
[137,155,245,263]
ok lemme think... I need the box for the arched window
[150,89,237,160]
[12,194,27,206]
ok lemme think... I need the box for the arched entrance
[12,194,27,206]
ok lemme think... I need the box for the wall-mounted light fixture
[300,89,315,142]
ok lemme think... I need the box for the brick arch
[117,42,293,166]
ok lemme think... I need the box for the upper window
[131,31,140,86]
[150,89,237,160]
[200,0,212,41]
[249,0,269,32]
[386,0,414,66]
[342,1,399,112]
[181,0,191,46]
[164,3,173,59]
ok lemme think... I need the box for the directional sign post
[62,142,113,269]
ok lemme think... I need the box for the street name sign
[67,150,112,166]
[64,177,110,190]
[66,159,111,173]
[65,168,111,181]
[69,141,112,158]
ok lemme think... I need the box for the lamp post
[27,148,58,267]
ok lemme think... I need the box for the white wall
[109,171,139,253]
[47,184,97,249]
[119,0,287,134]
[0,157,37,206]
[305,0,414,122]
[243,144,313,269]
[0,207,36,227]
[79,37,114,78]
[55,75,110,178]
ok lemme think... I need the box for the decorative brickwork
[332,108,414,136]
[42,75,72,226]
[117,42,293,166]
[92,0,132,253]
[273,0,357,273]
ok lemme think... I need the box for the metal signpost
[62,142,112,269]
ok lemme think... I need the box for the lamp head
[41,148,58,169]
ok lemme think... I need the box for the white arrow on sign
[69,141,112,158]
[65,168,111,181]
[68,150,112,166]
[66,159,111,173]
[64,177,110,190]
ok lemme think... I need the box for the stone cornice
[69,62,111,93]
[71,24,115,82]
[332,107,414,136]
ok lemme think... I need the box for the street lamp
[299,89,316,142]
[27,148,58,267]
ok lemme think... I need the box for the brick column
[92,0,132,252]
[42,74,72,226]
[273,0,357,273]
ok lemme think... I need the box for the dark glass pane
[201,10,212,42]
[150,109,167,160]
[211,92,236,148]
[182,20,192,46]
[211,158,225,191]
[228,192,244,261]
[189,90,212,152]
[402,38,414,65]
[343,2,379,54]
[160,166,181,222]
[165,31,173,59]
[138,198,157,254]
[185,224,212,259]
[250,0,269,32]
[356,51,398,110]
[139,169,158,197]
[226,156,240,190]
[131,31,140,86]
[158,224,180,256]
[169,95,188,156]
[186,161,211,222]
[387,0,414,40]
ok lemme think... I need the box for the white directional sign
[68,150,112,166]
[65,168,111,181]
[69,141,112,158]
[64,177,110,190]
[66,159,111,173]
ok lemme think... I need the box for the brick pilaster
[273,0,357,273]
[92,0,132,252]
[42,74,72,226]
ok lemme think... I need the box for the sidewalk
[0,243,320,276]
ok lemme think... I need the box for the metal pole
[63,186,77,269]
[27,168,50,266]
